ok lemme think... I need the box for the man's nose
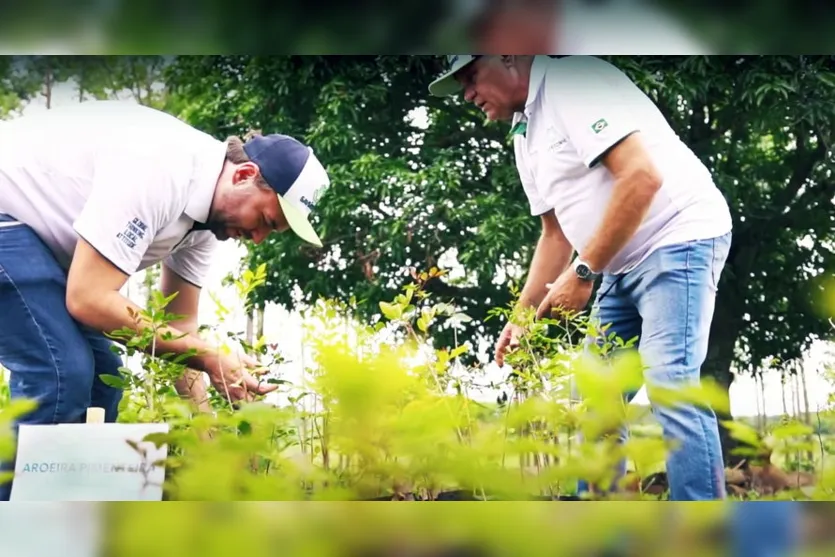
[463,85,477,103]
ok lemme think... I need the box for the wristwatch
[573,258,600,282]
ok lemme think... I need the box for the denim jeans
[730,502,800,557]
[577,232,732,501]
[0,214,123,500]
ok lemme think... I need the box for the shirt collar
[513,55,551,127]
[524,55,550,112]
[183,139,228,224]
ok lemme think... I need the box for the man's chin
[483,108,513,122]
[211,228,231,241]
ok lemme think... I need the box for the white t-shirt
[0,101,224,287]
[556,0,714,55]
[513,55,733,275]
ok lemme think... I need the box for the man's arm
[65,239,218,374]
[543,58,664,273]
[579,132,663,273]
[495,210,574,365]
[159,263,213,413]
[516,210,575,311]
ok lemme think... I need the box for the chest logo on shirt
[544,124,568,152]
[591,118,609,134]
[116,217,148,250]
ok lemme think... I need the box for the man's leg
[629,233,731,501]
[575,274,643,496]
[85,329,125,423]
[730,501,800,557]
[0,219,100,500]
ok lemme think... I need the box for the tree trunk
[792,371,800,421]
[759,372,767,430]
[44,67,53,109]
[781,371,789,417]
[245,310,254,351]
[256,305,265,343]
[754,371,763,433]
[797,360,815,464]
[799,361,811,425]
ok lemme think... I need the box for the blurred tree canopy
[162,55,539,353]
[1,55,833,464]
[160,55,835,462]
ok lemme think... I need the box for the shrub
[0,265,830,502]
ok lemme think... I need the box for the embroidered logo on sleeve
[116,218,148,250]
[591,118,609,134]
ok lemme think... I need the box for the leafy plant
[0,264,831,503]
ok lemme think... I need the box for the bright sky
[9,78,834,420]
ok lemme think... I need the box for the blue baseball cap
[243,134,329,247]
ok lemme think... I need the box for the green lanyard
[510,120,527,137]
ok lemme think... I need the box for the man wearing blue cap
[429,56,734,501]
[0,100,330,434]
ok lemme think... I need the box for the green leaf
[721,420,762,448]
[99,374,127,389]
[416,316,429,332]
[379,301,402,321]
[449,345,469,359]
[771,422,814,439]
[0,398,38,423]
[448,313,473,327]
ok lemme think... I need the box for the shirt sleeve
[73,150,182,276]
[544,57,641,168]
[163,230,219,289]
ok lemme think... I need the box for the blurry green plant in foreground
[0,264,830,505]
[101,500,734,557]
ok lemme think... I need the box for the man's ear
[233,162,260,186]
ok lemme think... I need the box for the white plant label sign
[9,423,169,501]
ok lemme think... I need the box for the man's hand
[203,349,278,404]
[495,321,526,367]
[535,268,594,320]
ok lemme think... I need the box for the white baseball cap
[428,55,481,97]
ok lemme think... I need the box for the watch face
[576,263,591,279]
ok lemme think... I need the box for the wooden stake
[86,407,105,424]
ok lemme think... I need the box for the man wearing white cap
[0,100,330,436]
[428,55,733,501]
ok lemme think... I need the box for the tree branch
[422,277,485,302]
[777,178,835,230]
[772,131,826,210]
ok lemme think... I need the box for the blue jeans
[577,232,731,501]
[0,214,123,500]
[730,502,800,557]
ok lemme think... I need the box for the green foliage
[2,54,831,413]
[0,55,169,121]
[161,55,537,361]
[0,55,834,508]
[159,55,835,408]
[3,266,823,502]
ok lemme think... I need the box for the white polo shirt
[0,100,224,287]
[513,55,733,275]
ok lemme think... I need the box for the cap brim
[428,70,465,97]
[278,195,323,248]
[428,57,478,97]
